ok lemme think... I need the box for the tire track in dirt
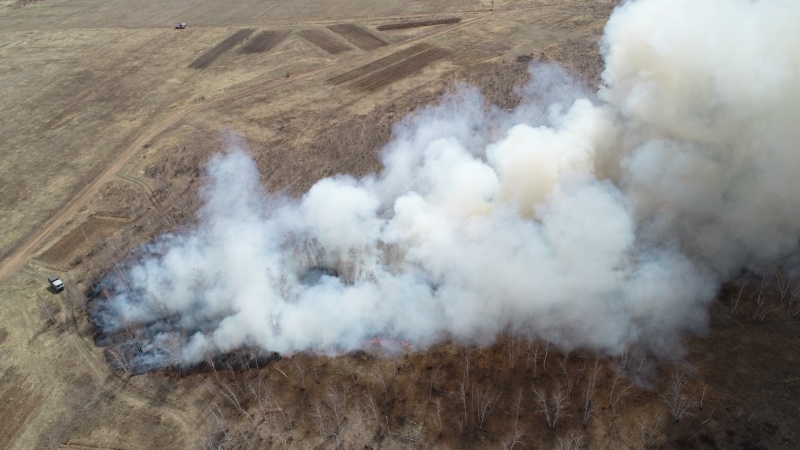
[116,174,176,228]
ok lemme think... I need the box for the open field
[328,23,388,50]
[297,28,352,54]
[0,368,44,449]
[188,28,256,69]
[239,30,291,54]
[1,0,798,448]
[36,216,128,268]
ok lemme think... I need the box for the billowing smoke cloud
[92,0,800,371]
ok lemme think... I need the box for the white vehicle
[48,276,64,292]
[174,22,187,29]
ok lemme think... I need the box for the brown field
[328,23,389,51]
[1,0,797,448]
[9,0,42,8]
[239,29,291,54]
[377,17,462,30]
[36,217,128,269]
[188,28,255,69]
[297,29,352,54]
[0,368,44,449]
[352,46,452,92]
[327,43,433,85]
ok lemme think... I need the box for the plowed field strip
[239,30,291,54]
[297,29,352,54]
[188,28,255,69]
[352,47,451,92]
[377,17,461,30]
[327,43,432,85]
[327,24,388,51]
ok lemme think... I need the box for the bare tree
[559,355,577,397]
[294,359,306,390]
[542,341,550,375]
[534,383,569,429]
[774,269,791,302]
[458,380,470,429]
[473,384,501,430]
[789,285,800,316]
[326,384,351,437]
[310,401,329,442]
[698,383,707,410]
[581,358,600,426]
[457,347,474,428]
[529,339,540,377]
[512,390,524,430]
[731,278,747,315]
[663,371,697,422]
[429,364,442,400]
[431,397,443,430]
[752,273,768,320]
[106,347,134,374]
[637,413,662,448]
[507,333,520,371]
[609,373,632,410]
[620,347,630,370]
[374,363,390,402]
[217,375,257,427]
[502,426,526,450]
[503,390,526,449]
[554,431,584,450]
[462,347,474,384]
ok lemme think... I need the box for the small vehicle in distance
[174,22,187,29]
[48,276,64,292]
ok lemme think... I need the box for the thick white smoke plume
[93,0,800,370]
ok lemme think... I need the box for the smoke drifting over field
[93,0,800,371]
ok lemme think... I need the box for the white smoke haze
[92,0,800,371]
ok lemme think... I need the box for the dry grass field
[240,30,292,55]
[328,24,388,51]
[0,0,798,448]
[297,29,354,55]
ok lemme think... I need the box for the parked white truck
[48,275,64,292]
